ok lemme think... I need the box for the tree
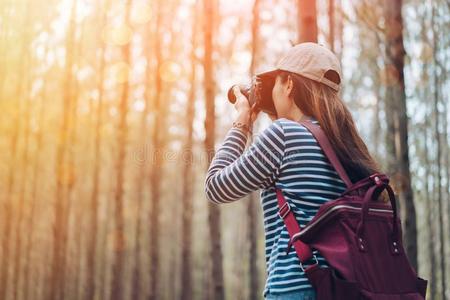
[110,0,132,299]
[247,0,261,299]
[0,3,32,298]
[297,0,318,43]
[383,0,417,269]
[148,1,168,298]
[179,2,199,300]
[49,0,77,298]
[203,0,225,298]
[131,3,152,299]
[328,0,335,51]
[431,2,446,297]
[23,16,52,300]
[85,1,109,299]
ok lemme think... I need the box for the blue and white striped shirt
[204,116,347,298]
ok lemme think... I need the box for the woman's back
[205,115,347,298]
[261,117,346,297]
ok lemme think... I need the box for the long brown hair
[278,70,381,184]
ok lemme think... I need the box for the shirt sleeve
[204,119,286,204]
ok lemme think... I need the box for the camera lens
[227,76,277,116]
[227,84,251,104]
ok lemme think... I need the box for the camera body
[227,75,277,116]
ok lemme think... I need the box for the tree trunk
[328,0,335,51]
[99,172,115,300]
[247,1,261,299]
[383,0,417,270]
[10,11,34,300]
[431,3,446,297]
[444,83,450,300]
[110,1,132,299]
[49,0,77,299]
[424,109,437,299]
[85,1,109,299]
[203,0,225,298]
[297,0,318,43]
[148,1,166,299]
[23,38,50,300]
[336,0,344,62]
[11,58,32,300]
[0,4,30,299]
[131,4,152,299]
[179,2,198,300]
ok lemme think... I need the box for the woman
[204,43,382,300]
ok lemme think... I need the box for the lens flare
[131,3,152,24]
[159,61,181,83]
[109,62,131,84]
[102,24,132,46]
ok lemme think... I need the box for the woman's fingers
[248,104,261,123]
[233,86,251,113]
[233,86,245,101]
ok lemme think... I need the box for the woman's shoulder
[273,117,317,134]
[258,117,319,144]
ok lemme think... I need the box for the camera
[227,75,277,116]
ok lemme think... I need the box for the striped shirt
[204,116,347,298]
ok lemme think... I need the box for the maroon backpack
[275,120,427,299]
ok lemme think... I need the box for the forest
[0,0,449,299]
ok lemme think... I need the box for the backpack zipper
[292,204,393,240]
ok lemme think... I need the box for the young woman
[204,43,382,300]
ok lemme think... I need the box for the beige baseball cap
[257,42,342,92]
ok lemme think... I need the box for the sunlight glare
[109,62,131,84]
[159,61,182,83]
[131,3,152,24]
[133,99,146,112]
[103,24,133,46]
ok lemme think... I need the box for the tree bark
[85,1,109,299]
[247,1,261,299]
[424,107,437,299]
[0,3,30,299]
[203,0,225,298]
[23,32,50,300]
[431,3,446,297]
[444,81,450,300]
[336,0,344,62]
[11,54,32,300]
[328,0,335,51]
[179,2,199,300]
[10,8,34,300]
[131,8,153,300]
[383,0,417,270]
[148,1,166,299]
[110,1,132,299]
[49,0,77,299]
[297,0,318,43]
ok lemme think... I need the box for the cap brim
[256,69,279,79]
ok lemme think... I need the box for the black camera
[227,75,277,116]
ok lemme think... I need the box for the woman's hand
[233,86,259,125]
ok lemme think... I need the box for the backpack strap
[276,188,314,263]
[275,119,352,265]
[299,120,353,188]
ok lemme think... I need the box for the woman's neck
[287,107,311,122]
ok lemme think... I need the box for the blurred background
[0,0,449,299]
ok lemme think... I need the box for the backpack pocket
[305,265,361,300]
[416,277,427,298]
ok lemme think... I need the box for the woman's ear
[286,75,294,97]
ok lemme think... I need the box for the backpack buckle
[278,202,291,219]
[299,254,319,272]
[369,173,385,187]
